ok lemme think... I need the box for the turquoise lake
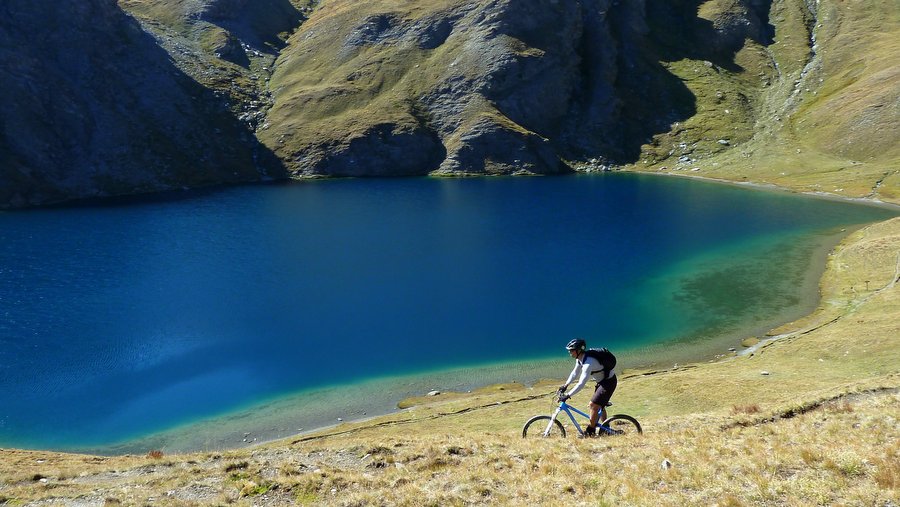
[0,174,896,453]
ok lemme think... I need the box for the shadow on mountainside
[647,0,775,71]
[0,0,286,208]
[576,0,775,164]
[199,0,306,52]
[255,0,781,178]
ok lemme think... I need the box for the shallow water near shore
[0,173,895,453]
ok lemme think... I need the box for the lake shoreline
[82,220,884,455]
[5,212,897,507]
[619,168,900,211]
[4,173,898,456]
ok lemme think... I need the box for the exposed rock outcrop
[262,0,614,177]
[0,0,283,208]
[2,0,897,207]
[260,0,770,178]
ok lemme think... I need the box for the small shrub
[240,481,274,497]
[839,460,866,477]
[229,472,251,482]
[146,450,164,459]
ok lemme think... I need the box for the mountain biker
[558,338,617,437]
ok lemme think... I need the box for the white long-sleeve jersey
[563,355,615,398]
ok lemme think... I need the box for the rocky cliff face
[1,0,897,207]
[0,0,283,208]
[259,0,788,176]
[262,0,613,177]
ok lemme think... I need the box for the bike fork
[543,407,563,436]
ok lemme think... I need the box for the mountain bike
[522,393,642,438]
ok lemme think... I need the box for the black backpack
[584,347,616,376]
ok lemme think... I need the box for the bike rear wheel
[522,415,566,438]
[599,414,642,435]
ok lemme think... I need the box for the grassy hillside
[2,216,898,505]
[259,0,587,176]
[255,0,899,203]
[5,0,897,207]
[632,0,900,204]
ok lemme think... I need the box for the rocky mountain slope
[258,0,775,176]
[0,0,286,208]
[1,0,897,207]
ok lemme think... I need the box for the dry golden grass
[1,392,897,506]
[2,217,898,506]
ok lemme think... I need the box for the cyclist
[558,338,617,437]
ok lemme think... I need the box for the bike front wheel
[522,415,566,438]
[600,414,642,435]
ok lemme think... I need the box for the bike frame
[543,401,617,437]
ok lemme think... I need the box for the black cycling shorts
[590,374,617,406]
